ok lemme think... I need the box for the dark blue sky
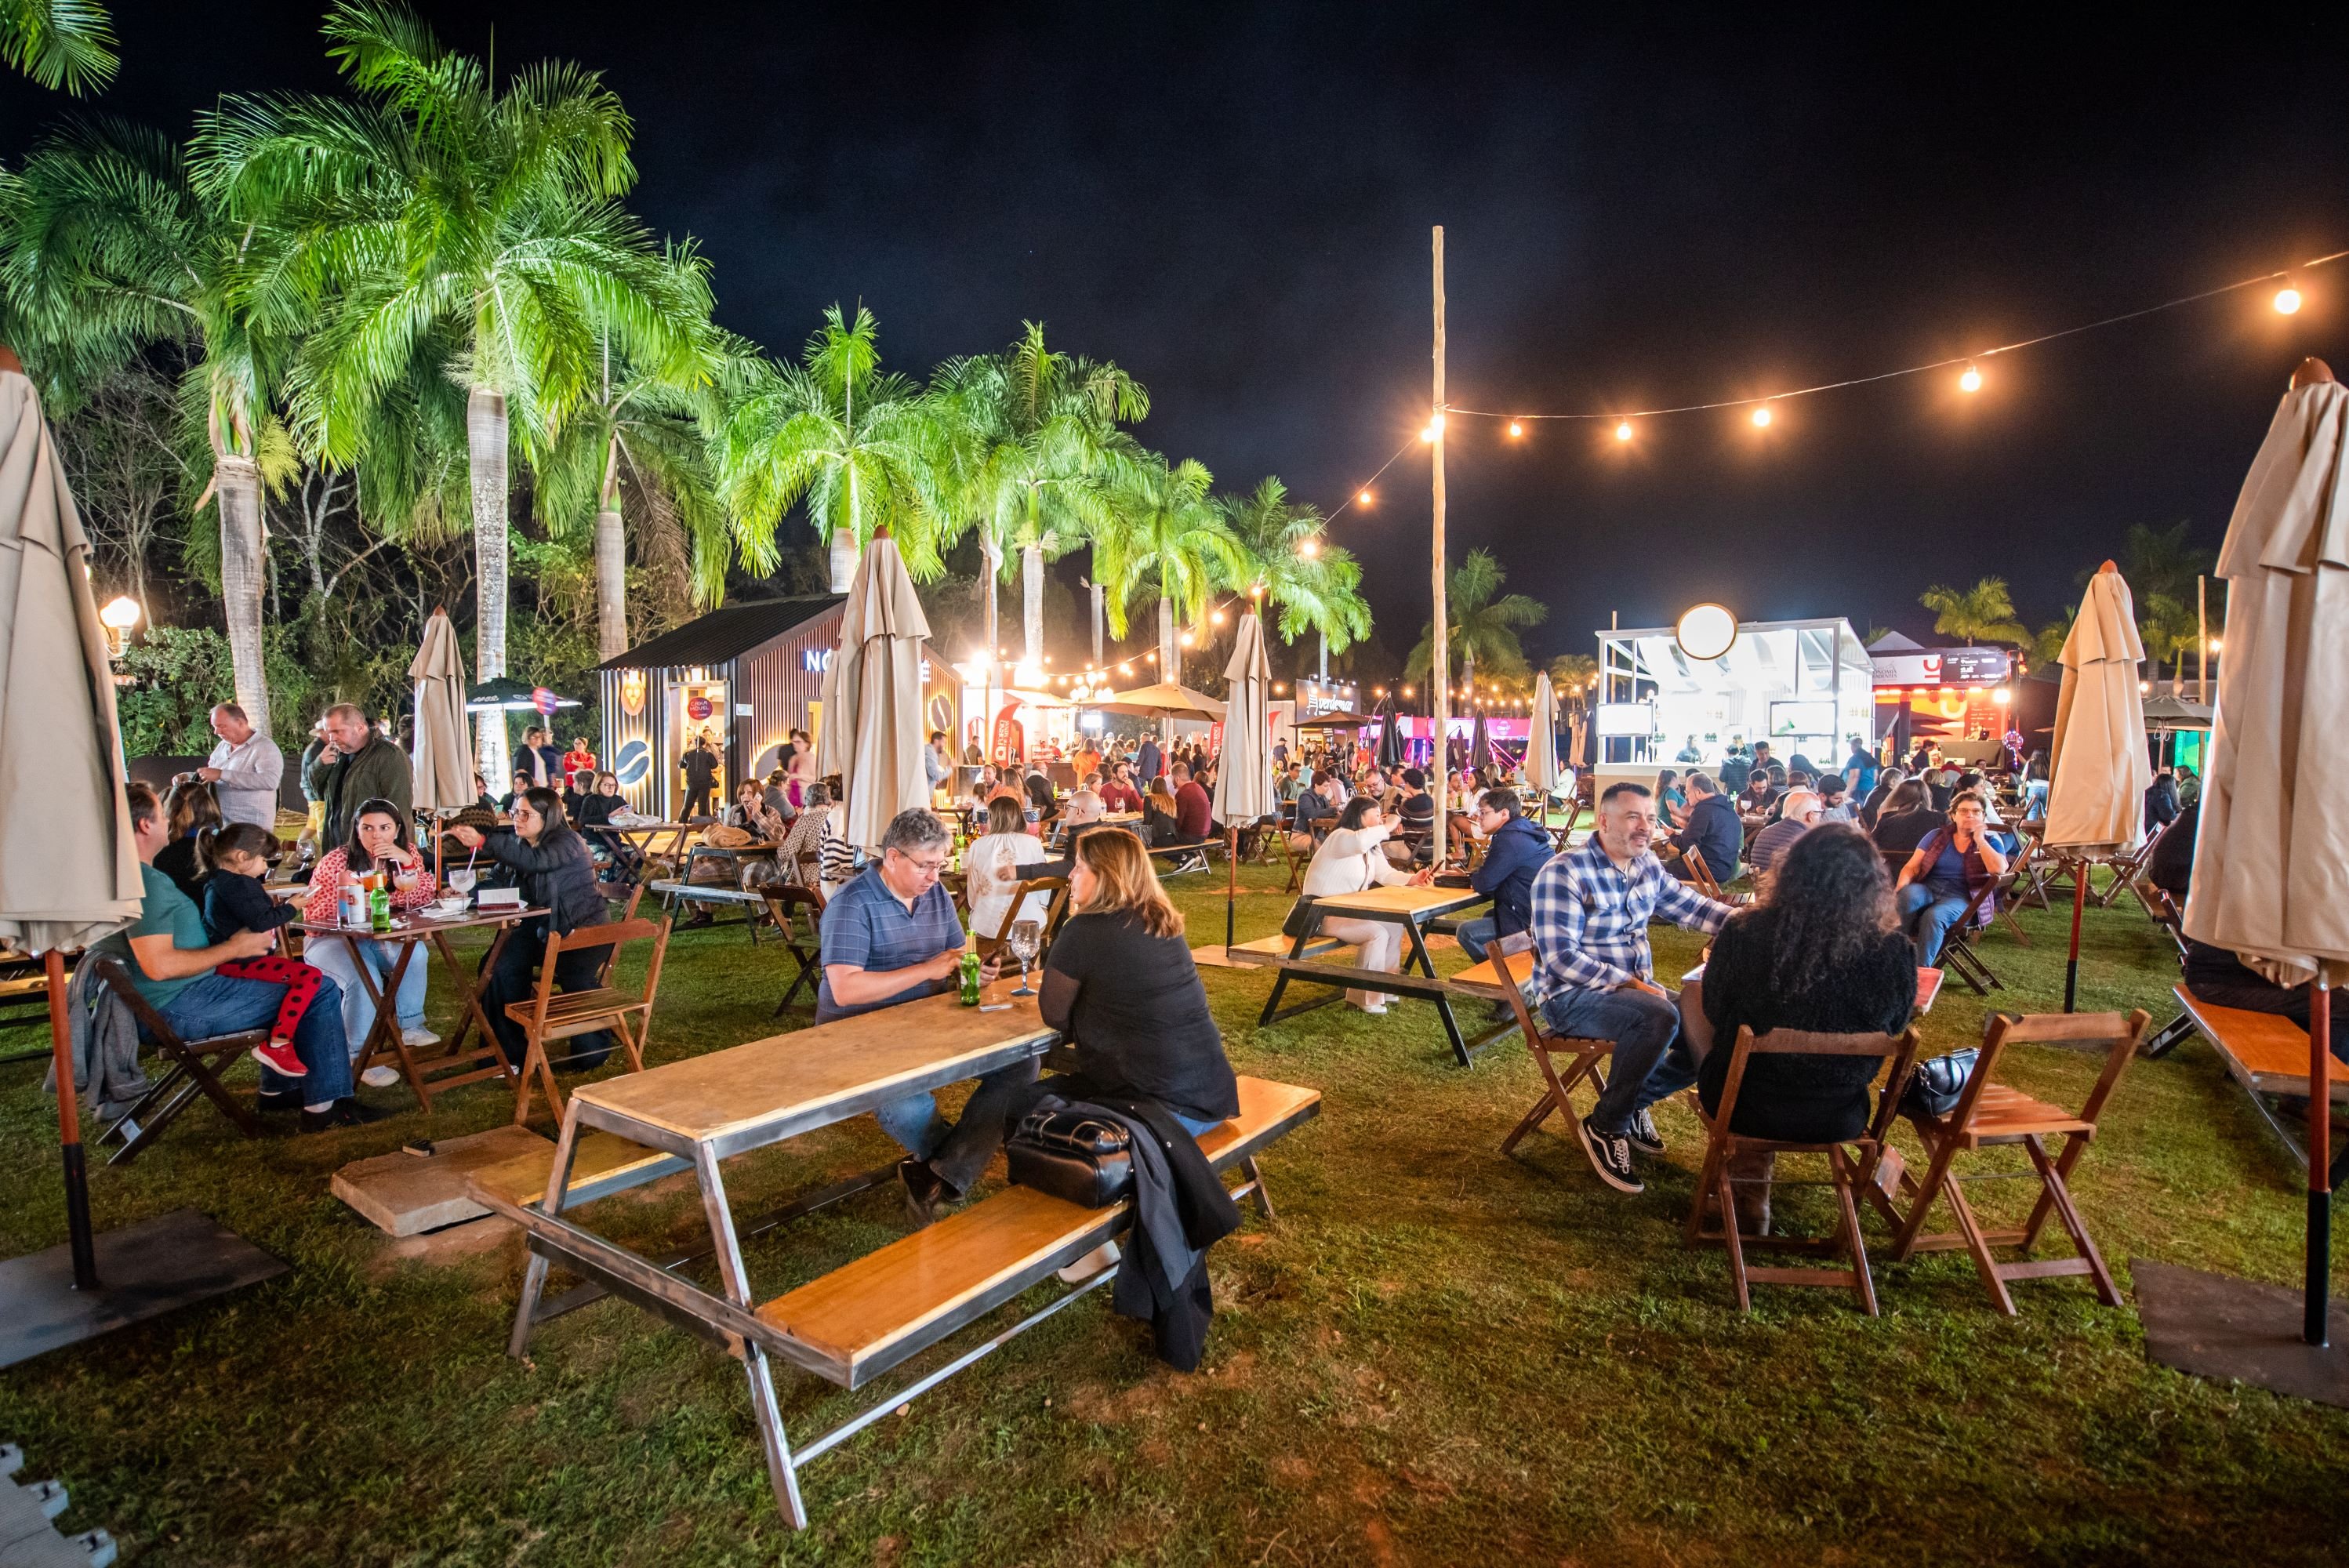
[15,4,2349,669]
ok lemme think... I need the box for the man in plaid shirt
[1529,780,1733,1192]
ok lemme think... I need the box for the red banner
[1207,720,1225,756]
[989,703,1026,766]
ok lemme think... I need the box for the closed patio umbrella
[1212,607,1273,949]
[2043,560,2152,1010]
[2183,358,2349,1348]
[1527,671,1562,804]
[1375,692,1406,770]
[0,365,143,1290]
[1469,709,1493,774]
[409,608,472,814]
[817,530,933,850]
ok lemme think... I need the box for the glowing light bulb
[1298,538,1320,558]
[1210,609,1225,626]
[1751,405,1774,428]
[1614,420,1633,441]
[2275,285,2304,315]
[99,596,140,630]
[1959,363,1984,393]
[1178,632,1194,648]
[1507,420,1523,438]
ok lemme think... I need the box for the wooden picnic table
[289,902,548,1111]
[605,820,698,865]
[1249,883,1495,1065]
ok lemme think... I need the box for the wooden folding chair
[1487,937,1618,1158]
[1685,1024,1922,1315]
[1886,1008,2149,1314]
[507,916,672,1127]
[1679,846,1748,907]
[1936,877,2004,996]
[1281,818,1332,894]
[2096,818,2167,909]
[88,957,265,1165]
[973,877,1070,958]
[764,886,826,1016]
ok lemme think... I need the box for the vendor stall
[1594,615,1874,792]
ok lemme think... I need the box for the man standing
[681,732,720,819]
[199,702,285,830]
[100,782,373,1130]
[815,809,1011,1223]
[1528,782,1733,1193]
[1136,733,1162,786]
[307,702,411,855]
[1676,735,1702,764]
[1844,735,1879,800]
[925,730,952,795]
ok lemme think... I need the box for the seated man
[815,808,1011,1223]
[1527,782,1734,1193]
[1745,788,1821,889]
[1395,768,1436,833]
[1062,784,1106,827]
[1098,761,1144,815]
[1453,788,1551,971]
[1670,771,1745,886]
[1169,763,1214,843]
[1289,769,1341,854]
[100,781,373,1131]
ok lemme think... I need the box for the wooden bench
[648,879,768,941]
[471,1074,1319,1530]
[1221,933,1350,966]
[2173,986,2349,1185]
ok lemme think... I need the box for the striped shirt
[1527,837,1733,1007]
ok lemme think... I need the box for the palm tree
[931,323,1146,673]
[1,118,284,736]
[710,304,945,593]
[1096,454,1247,677]
[1409,547,1545,697]
[0,2,116,94]
[536,309,730,660]
[1918,575,2027,646]
[1222,476,1369,677]
[2120,520,2213,608]
[1548,652,1599,706]
[2137,591,2199,688]
[198,0,704,774]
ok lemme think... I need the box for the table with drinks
[291,865,549,1112]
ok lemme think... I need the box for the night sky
[11,5,2349,670]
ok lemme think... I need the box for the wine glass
[447,866,476,906]
[1007,918,1043,997]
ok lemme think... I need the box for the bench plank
[467,1129,684,1211]
[2174,986,2349,1102]
[1222,935,1349,965]
[756,1076,1320,1387]
[648,880,765,906]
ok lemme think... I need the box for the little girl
[197,822,321,1080]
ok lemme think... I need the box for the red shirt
[1174,780,1213,839]
[1099,779,1143,813]
[561,747,596,787]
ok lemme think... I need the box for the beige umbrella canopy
[0,368,142,955]
[2185,361,2349,986]
[1212,610,1273,826]
[1527,670,1563,796]
[408,608,473,812]
[817,530,934,850]
[1092,680,1225,719]
[2043,561,2152,854]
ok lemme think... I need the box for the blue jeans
[2022,780,2049,822]
[1898,882,1971,966]
[307,935,429,1062]
[1538,983,1693,1134]
[1455,916,1500,964]
[154,970,354,1102]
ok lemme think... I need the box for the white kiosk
[1592,614,1875,794]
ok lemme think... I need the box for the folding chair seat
[1684,1024,1921,1314]
[764,886,826,1016]
[1486,938,1617,1159]
[88,957,265,1165]
[1936,878,2004,996]
[1679,846,1748,907]
[972,877,1069,958]
[2096,819,2168,909]
[507,916,672,1127]
[1886,1009,2149,1314]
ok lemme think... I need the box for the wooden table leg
[336,934,429,1105]
[437,922,517,1065]
[693,1142,808,1528]
[1400,916,1475,1067]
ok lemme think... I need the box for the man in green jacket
[307,702,412,854]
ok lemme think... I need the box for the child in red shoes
[198,822,321,1080]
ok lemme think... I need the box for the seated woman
[1023,771,1058,837]
[1892,788,2007,966]
[1040,828,1241,1134]
[499,768,533,815]
[1297,796,1432,1014]
[302,797,440,1084]
[1144,779,1185,846]
[448,789,615,1071]
[724,778,782,840]
[1868,779,1941,855]
[1655,768,1689,829]
[966,795,1051,939]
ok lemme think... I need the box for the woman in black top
[1700,822,1917,1142]
[1868,779,1941,855]
[448,788,615,1069]
[1039,827,1240,1132]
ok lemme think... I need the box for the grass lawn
[2,857,2345,1565]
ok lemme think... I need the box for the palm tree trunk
[468,387,510,782]
[827,533,858,593]
[980,536,1002,729]
[1022,543,1044,672]
[1318,631,1328,681]
[1157,595,1176,678]
[1091,576,1104,670]
[594,431,627,661]
[215,454,273,742]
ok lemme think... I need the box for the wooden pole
[1430,225,1449,866]
[2063,857,2088,1013]
[46,949,99,1290]
[2198,574,2209,706]
[2308,979,2333,1347]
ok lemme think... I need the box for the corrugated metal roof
[597,595,845,671]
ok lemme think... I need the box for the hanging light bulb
[1507,419,1523,438]
[1210,609,1225,626]
[1297,537,1320,559]
[1614,420,1633,442]
[2275,280,2304,315]
[1750,405,1774,428]
[1357,488,1373,506]
[1959,362,1984,393]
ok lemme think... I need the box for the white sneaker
[360,1065,403,1089]
[1057,1240,1120,1285]
[401,1025,441,1049]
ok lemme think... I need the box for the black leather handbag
[1899,1047,1980,1120]
[1007,1105,1135,1208]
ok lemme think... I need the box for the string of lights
[1319,245,2349,506]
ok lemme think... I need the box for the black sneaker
[300,1098,391,1133]
[899,1158,951,1229]
[254,1089,303,1115]
[1577,1116,1644,1194]
[1626,1106,1666,1156]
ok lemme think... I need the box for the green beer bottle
[959,948,982,1006]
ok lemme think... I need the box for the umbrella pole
[2064,856,2089,1013]
[1225,826,1238,950]
[2308,979,2333,1348]
[46,949,99,1290]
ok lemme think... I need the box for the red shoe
[252,1037,308,1078]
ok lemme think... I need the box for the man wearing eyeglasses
[816,808,1011,1225]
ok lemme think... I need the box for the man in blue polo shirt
[818,807,1012,1224]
